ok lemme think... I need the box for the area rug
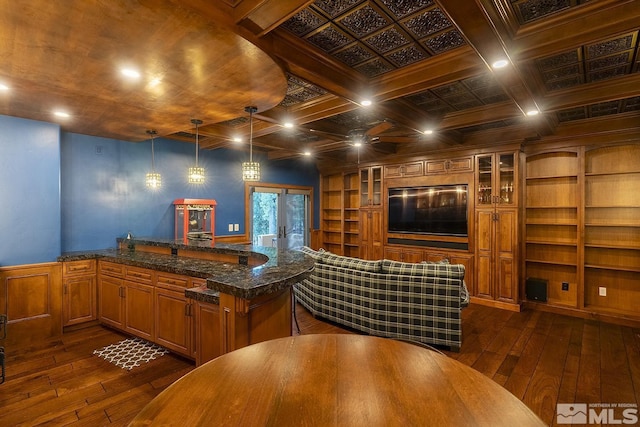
[93,337,169,370]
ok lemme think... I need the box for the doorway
[249,185,312,250]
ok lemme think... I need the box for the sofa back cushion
[381,259,465,280]
[319,252,382,273]
[299,246,325,260]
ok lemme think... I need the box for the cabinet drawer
[99,261,125,278]
[157,272,189,290]
[385,162,423,178]
[64,259,96,276]
[125,266,154,284]
[426,157,473,174]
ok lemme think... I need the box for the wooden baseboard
[522,300,640,328]
[470,296,522,312]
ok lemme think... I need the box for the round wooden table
[130,334,545,426]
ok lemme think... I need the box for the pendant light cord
[191,119,203,167]
[147,129,157,171]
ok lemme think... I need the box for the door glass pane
[499,153,515,204]
[285,193,307,249]
[252,191,278,247]
[477,155,493,205]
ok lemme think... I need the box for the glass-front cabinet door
[360,166,382,207]
[476,153,516,206]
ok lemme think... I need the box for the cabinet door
[63,275,96,326]
[360,209,383,260]
[385,162,423,178]
[98,275,124,328]
[155,287,191,356]
[450,253,474,296]
[496,209,517,303]
[195,301,221,366]
[124,281,154,340]
[475,210,493,299]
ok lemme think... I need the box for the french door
[249,185,311,250]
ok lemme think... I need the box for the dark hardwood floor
[1,304,639,426]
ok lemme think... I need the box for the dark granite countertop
[58,238,314,301]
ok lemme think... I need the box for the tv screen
[388,185,468,236]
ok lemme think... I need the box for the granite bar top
[58,237,314,301]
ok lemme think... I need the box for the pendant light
[145,129,161,188]
[241,106,260,181]
[188,118,205,184]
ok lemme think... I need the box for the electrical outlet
[234,224,239,231]
[228,223,233,232]
[562,282,569,291]
[599,286,607,297]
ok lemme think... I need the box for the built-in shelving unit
[320,171,360,256]
[343,172,360,258]
[583,145,640,317]
[524,149,580,308]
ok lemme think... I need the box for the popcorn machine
[173,199,217,244]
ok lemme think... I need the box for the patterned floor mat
[93,337,169,370]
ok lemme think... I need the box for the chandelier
[145,129,161,188]
[188,118,205,184]
[241,106,260,181]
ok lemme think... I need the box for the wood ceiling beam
[233,0,313,37]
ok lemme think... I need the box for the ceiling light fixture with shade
[145,129,161,189]
[242,106,260,182]
[188,118,205,184]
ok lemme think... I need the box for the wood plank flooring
[1,303,639,426]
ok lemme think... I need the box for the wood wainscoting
[0,262,62,348]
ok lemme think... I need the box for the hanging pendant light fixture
[145,129,161,188]
[188,118,205,184]
[241,106,260,182]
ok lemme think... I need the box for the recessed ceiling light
[492,59,509,69]
[0,83,9,91]
[423,129,434,135]
[303,150,311,156]
[54,111,71,118]
[233,136,242,143]
[526,109,540,116]
[121,68,141,79]
[360,99,372,107]
[353,141,362,147]
[283,122,294,128]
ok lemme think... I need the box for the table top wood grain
[130,334,546,426]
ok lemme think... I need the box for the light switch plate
[228,223,233,232]
[234,224,239,231]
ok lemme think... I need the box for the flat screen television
[388,185,468,237]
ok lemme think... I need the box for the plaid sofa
[295,247,469,351]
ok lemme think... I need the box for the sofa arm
[460,280,470,308]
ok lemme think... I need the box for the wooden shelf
[526,174,578,180]
[526,259,577,267]
[585,243,640,251]
[526,220,577,225]
[585,264,640,273]
[585,171,640,177]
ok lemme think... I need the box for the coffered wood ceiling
[1,0,639,166]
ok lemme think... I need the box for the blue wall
[0,116,61,265]
[0,114,319,265]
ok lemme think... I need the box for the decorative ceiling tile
[354,57,395,76]
[510,0,572,24]
[557,107,587,122]
[462,74,497,90]
[338,4,390,38]
[459,119,519,133]
[406,90,438,105]
[363,26,410,54]
[586,52,632,72]
[281,8,328,36]
[306,24,354,52]
[542,63,582,82]
[586,34,635,59]
[219,116,249,128]
[333,43,376,66]
[431,81,467,98]
[313,0,361,18]
[385,44,429,67]
[622,96,640,112]
[402,8,452,39]
[472,86,510,103]
[589,100,620,117]
[537,50,581,71]
[546,75,584,91]
[379,0,434,19]
[423,29,466,54]
[588,65,629,82]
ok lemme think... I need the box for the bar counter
[58,237,315,301]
